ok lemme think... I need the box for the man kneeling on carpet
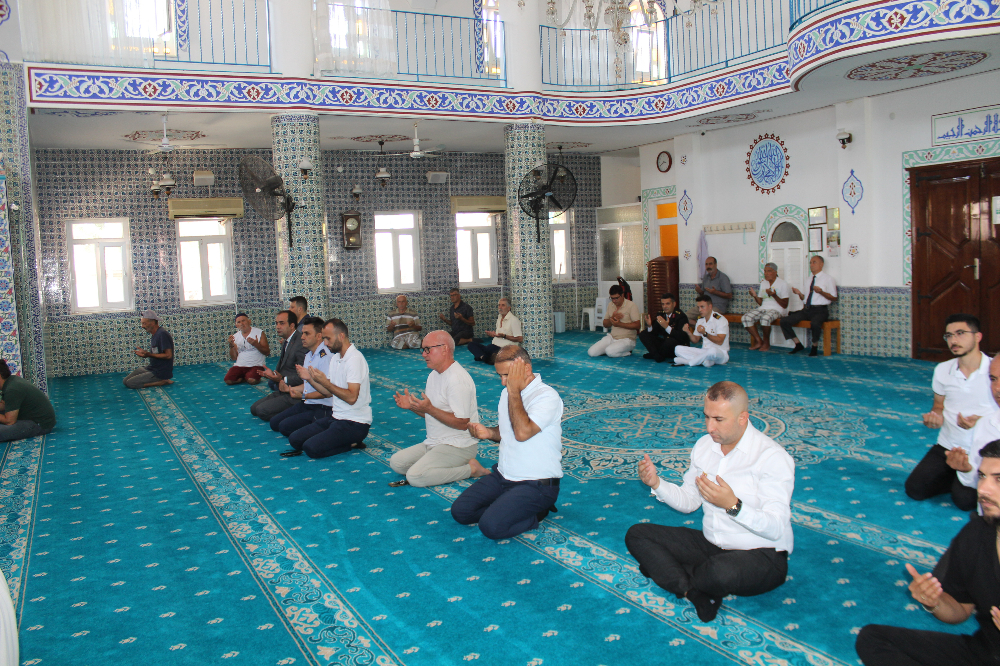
[388,331,485,487]
[0,359,55,442]
[123,310,174,389]
[224,313,270,385]
[855,439,1000,666]
[251,310,307,422]
[452,345,563,539]
[625,381,794,622]
[673,295,730,368]
[269,317,332,437]
[282,318,372,459]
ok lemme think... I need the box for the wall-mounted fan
[517,162,577,241]
[239,156,297,245]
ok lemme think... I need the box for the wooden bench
[723,313,841,356]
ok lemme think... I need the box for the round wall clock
[656,151,672,173]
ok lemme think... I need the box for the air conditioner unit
[167,197,244,219]
[426,171,449,184]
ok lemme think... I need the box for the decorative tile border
[640,186,677,265]
[0,434,44,611]
[0,174,23,376]
[27,58,791,125]
[757,204,807,280]
[788,0,1000,88]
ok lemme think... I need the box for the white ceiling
[26,37,1000,158]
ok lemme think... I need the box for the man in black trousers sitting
[638,292,689,363]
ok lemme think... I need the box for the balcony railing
[317,5,506,86]
[541,0,788,91]
[153,0,272,71]
[789,0,850,27]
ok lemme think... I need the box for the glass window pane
[456,229,473,283]
[179,240,204,301]
[375,232,395,289]
[600,228,621,282]
[72,222,123,240]
[622,224,644,281]
[456,212,492,228]
[476,232,491,280]
[104,245,125,303]
[398,234,415,285]
[374,213,415,230]
[770,221,803,242]
[72,243,100,308]
[206,242,227,296]
[553,229,567,275]
[178,218,226,237]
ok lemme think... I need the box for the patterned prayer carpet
[0,330,977,666]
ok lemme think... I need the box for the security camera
[700,131,706,136]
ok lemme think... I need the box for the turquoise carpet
[0,331,976,665]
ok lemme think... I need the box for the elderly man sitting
[387,294,423,350]
[742,262,790,352]
[468,297,522,364]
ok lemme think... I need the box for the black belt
[534,478,560,487]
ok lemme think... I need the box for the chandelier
[546,0,663,78]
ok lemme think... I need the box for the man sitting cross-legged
[283,318,372,459]
[742,262,790,352]
[269,316,332,439]
[625,381,794,622]
[855,439,1000,666]
[251,310,307,422]
[224,312,270,385]
[638,292,688,363]
[588,285,641,358]
[388,331,485,487]
[673,295,730,368]
[451,345,563,540]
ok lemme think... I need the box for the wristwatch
[726,498,742,517]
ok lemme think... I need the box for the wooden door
[910,158,1000,360]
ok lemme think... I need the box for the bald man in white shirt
[625,381,795,622]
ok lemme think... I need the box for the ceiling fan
[146,114,176,154]
[385,122,443,159]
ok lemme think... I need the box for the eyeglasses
[943,330,972,341]
[420,343,447,354]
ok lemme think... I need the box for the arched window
[767,219,805,292]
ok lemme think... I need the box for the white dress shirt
[966,410,1000,489]
[424,361,479,448]
[932,353,997,452]
[497,374,563,481]
[798,270,837,306]
[492,313,523,348]
[328,344,372,424]
[696,312,730,354]
[302,343,334,407]
[758,277,791,316]
[652,423,795,552]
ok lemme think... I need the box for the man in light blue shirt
[452,345,564,539]
[269,316,333,439]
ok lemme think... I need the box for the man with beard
[950,355,1000,495]
[905,314,997,510]
[855,438,1000,665]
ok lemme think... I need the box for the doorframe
[901,138,1000,287]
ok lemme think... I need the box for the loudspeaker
[342,210,362,248]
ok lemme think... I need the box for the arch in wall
[757,204,808,282]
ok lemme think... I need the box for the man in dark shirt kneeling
[124,310,174,389]
[856,438,1000,665]
[0,359,55,441]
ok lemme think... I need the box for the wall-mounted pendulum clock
[342,210,362,248]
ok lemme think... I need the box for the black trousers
[855,624,992,666]
[637,331,683,361]
[467,341,500,364]
[779,304,829,344]
[287,417,370,459]
[904,444,978,511]
[451,465,559,540]
[624,524,787,599]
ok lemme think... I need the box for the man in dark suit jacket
[638,293,689,363]
[251,310,308,421]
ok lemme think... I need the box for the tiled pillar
[270,113,329,318]
[504,123,553,359]
[0,64,45,390]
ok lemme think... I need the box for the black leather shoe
[537,504,558,522]
[789,343,805,354]
[808,346,819,357]
[280,450,302,457]
[642,353,654,359]
[351,442,367,450]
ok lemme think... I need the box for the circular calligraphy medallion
[746,134,789,195]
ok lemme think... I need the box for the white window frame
[456,212,499,288]
[67,217,135,314]
[549,209,574,282]
[176,217,235,306]
[374,210,423,294]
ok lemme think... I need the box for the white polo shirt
[696,312,730,354]
[424,361,479,448]
[965,410,1000,489]
[302,343,333,407]
[758,277,791,316]
[497,374,563,481]
[328,344,372,425]
[652,423,795,553]
[932,353,997,452]
[233,326,267,367]
[799,271,837,306]
[492,313,523,348]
